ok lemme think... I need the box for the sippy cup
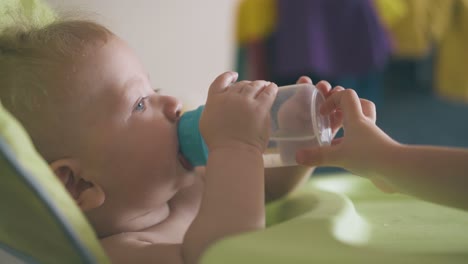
[177,83,332,168]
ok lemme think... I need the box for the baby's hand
[200,72,278,153]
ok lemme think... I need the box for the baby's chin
[176,169,197,189]
[175,155,197,182]
[178,152,195,172]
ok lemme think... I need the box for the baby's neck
[94,176,203,240]
[124,204,171,231]
[93,203,171,238]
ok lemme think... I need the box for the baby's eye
[134,97,147,112]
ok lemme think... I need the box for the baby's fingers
[242,80,271,97]
[255,82,278,106]
[208,71,238,95]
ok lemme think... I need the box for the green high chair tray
[202,174,468,264]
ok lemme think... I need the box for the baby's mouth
[178,152,194,171]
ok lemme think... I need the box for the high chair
[2,101,468,264]
[1,1,468,263]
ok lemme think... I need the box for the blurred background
[43,0,468,157]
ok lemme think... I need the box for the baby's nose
[163,96,182,122]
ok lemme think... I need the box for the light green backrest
[0,103,109,263]
[1,1,108,262]
[0,0,56,31]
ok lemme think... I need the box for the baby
[5,13,465,264]
[0,19,322,263]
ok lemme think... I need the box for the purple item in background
[273,0,392,79]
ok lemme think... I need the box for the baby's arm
[182,72,277,263]
[296,88,468,211]
[264,166,313,202]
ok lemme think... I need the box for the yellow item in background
[436,0,468,103]
[429,0,457,44]
[377,0,455,58]
[236,0,276,44]
[373,0,407,28]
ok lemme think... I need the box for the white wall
[45,0,239,108]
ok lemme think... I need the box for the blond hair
[0,18,113,161]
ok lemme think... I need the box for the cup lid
[177,106,208,167]
[311,89,332,146]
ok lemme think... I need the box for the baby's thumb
[295,146,335,167]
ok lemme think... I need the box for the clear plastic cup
[178,83,332,168]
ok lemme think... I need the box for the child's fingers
[360,99,377,123]
[208,71,238,95]
[320,89,363,121]
[331,137,344,146]
[315,80,332,96]
[329,85,345,95]
[296,76,313,84]
[329,109,343,134]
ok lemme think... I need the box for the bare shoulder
[101,233,184,264]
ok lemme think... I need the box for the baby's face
[70,36,196,219]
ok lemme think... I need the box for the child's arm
[374,143,468,210]
[296,88,468,211]
[182,72,277,263]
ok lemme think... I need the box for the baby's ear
[50,159,105,211]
